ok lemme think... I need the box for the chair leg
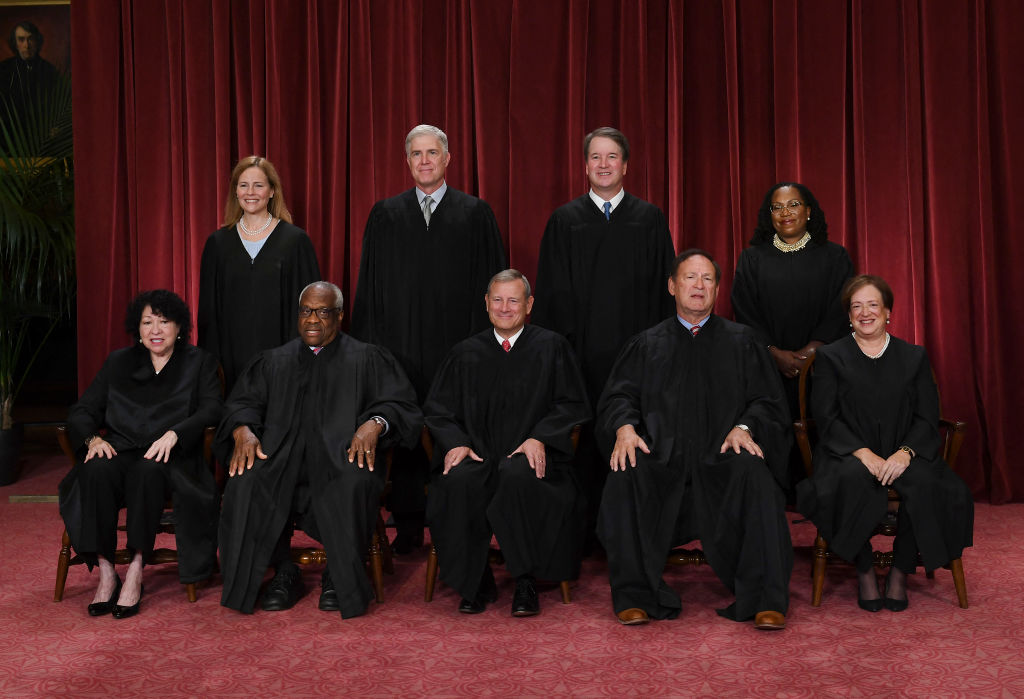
[376,513,394,575]
[811,533,828,607]
[54,529,72,602]
[185,583,197,603]
[559,580,571,604]
[369,532,385,603]
[950,557,968,609]
[424,545,439,602]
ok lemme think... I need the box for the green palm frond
[0,70,75,428]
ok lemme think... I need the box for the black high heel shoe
[883,570,909,612]
[88,575,122,616]
[858,591,884,612]
[857,571,883,612]
[112,585,144,619]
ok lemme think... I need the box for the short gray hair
[299,281,344,308]
[405,124,449,157]
[487,269,531,299]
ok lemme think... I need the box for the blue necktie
[603,201,611,220]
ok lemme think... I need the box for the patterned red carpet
[2,450,1022,697]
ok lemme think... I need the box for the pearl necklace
[238,213,274,238]
[773,232,811,253]
[854,332,890,359]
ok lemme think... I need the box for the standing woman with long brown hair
[198,156,320,393]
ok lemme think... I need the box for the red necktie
[691,326,700,337]
[502,339,511,352]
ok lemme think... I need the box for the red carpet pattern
[2,452,1023,697]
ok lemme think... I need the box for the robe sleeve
[730,248,773,347]
[422,351,475,456]
[594,333,649,456]
[67,355,113,452]
[807,245,854,344]
[168,350,225,455]
[532,212,577,342]
[733,333,792,484]
[648,208,676,322]
[215,353,271,464]
[811,350,868,458]
[527,338,592,456]
[197,233,221,360]
[350,204,383,343]
[468,200,508,330]
[356,345,423,451]
[279,230,321,345]
[902,348,941,461]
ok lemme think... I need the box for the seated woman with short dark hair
[797,275,973,612]
[59,290,223,618]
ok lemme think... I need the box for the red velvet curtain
[71,0,1023,502]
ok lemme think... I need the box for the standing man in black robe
[217,282,421,619]
[424,269,591,616]
[532,127,676,546]
[352,124,507,553]
[597,250,793,630]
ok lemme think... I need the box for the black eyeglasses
[298,306,339,319]
[769,200,804,214]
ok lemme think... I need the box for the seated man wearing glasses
[217,282,421,619]
[597,250,793,630]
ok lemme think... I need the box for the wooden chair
[793,354,969,609]
[288,452,395,604]
[53,424,215,603]
[423,426,576,605]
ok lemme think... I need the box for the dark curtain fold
[71,0,1023,502]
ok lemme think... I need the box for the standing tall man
[597,250,793,630]
[352,124,507,552]
[532,127,676,544]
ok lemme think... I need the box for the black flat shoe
[112,585,143,619]
[318,569,339,612]
[88,575,122,617]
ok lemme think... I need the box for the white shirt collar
[494,326,525,348]
[416,182,447,207]
[588,188,625,214]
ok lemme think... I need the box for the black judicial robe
[59,344,223,582]
[730,240,853,414]
[423,325,591,600]
[198,221,320,393]
[796,335,973,571]
[216,335,421,616]
[596,316,793,620]
[532,193,675,403]
[351,187,507,401]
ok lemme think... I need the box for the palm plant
[0,71,75,432]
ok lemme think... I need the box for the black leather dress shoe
[318,569,339,612]
[112,585,144,619]
[511,575,540,617]
[261,564,306,611]
[458,596,487,614]
[88,575,122,617]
